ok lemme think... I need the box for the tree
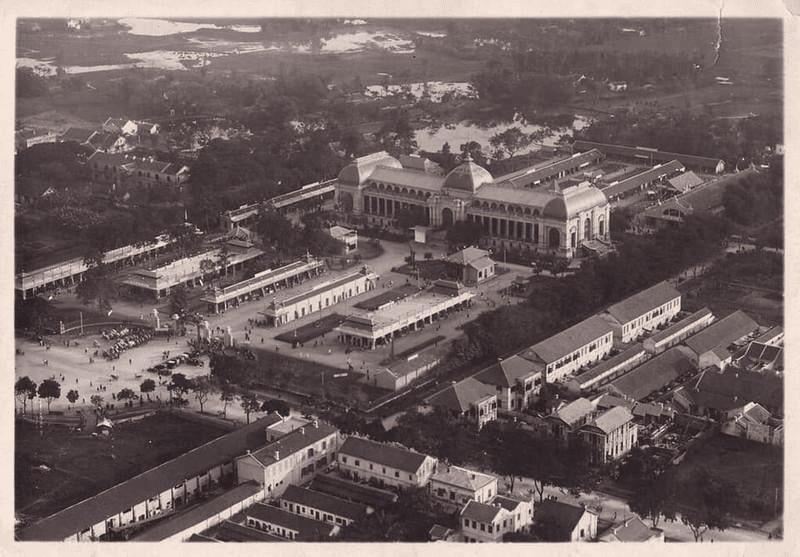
[489,127,532,159]
[220,384,235,418]
[629,468,678,528]
[170,284,188,317]
[261,398,291,417]
[140,378,156,401]
[66,389,80,404]
[240,392,261,424]
[167,373,192,403]
[116,388,137,401]
[90,394,104,408]
[15,376,37,415]
[680,467,738,541]
[37,378,61,413]
[192,377,211,414]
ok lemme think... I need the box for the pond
[414,115,592,155]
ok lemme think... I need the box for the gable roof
[588,406,634,434]
[554,397,595,426]
[609,345,695,401]
[475,354,541,388]
[248,421,338,467]
[431,465,497,492]
[648,308,713,345]
[668,171,704,193]
[446,246,490,266]
[425,377,496,413]
[19,415,278,541]
[534,500,588,538]
[605,281,680,325]
[60,127,95,143]
[522,315,613,364]
[461,500,502,523]
[685,368,783,414]
[280,485,367,521]
[246,503,335,540]
[339,437,431,474]
[600,515,661,542]
[492,494,527,511]
[572,343,646,387]
[684,310,758,357]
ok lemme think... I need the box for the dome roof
[337,151,402,185]
[543,182,608,221]
[443,155,493,193]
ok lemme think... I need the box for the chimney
[246,449,250,455]
[300,426,306,435]
[313,420,319,428]
[274,448,280,460]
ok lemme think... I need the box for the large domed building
[335,149,611,260]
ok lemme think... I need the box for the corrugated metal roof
[610,346,695,401]
[684,310,758,356]
[246,503,335,539]
[589,406,633,434]
[280,485,367,521]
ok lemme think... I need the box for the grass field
[15,412,228,521]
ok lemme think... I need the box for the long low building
[19,415,281,541]
[608,345,696,401]
[643,307,715,355]
[260,267,379,327]
[16,233,175,299]
[335,281,474,350]
[132,482,265,542]
[567,343,649,394]
[573,140,726,174]
[122,240,264,299]
[201,255,326,313]
[601,160,685,202]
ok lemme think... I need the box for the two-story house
[235,420,340,499]
[578,406,638,464]
[474,354,542,411]
[424,377,498,429]
[429,465,498,512]
[547,397,595,445]
[601,281,682,343]
[338,437,437,491]
[460,495,533,543]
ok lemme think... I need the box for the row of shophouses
[20,411,653,543]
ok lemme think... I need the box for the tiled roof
[468,256,495,271]
[461,500,502,523]
[492,494,526,512]
[246,503,335,540]
[523,315,613,364]
[475,354,541,388]
[19,415,278,541]
[534,500,588,539]
[596,394,635,411]
[430,465,497,492]
[446,247,490,266]
[308,474,397,509]
[249,421,338,466]
[60,127,95,143]
[600,516,661,542]
[686,368,783,413]
[572,140,724,169]
[589,406,634,434]
[472,184,554,207]
[668,171,704,193]
[605,281,681,325]
[609,346,695,401]
[494,149,604,189]
[280,485,367,521]
[684,310,758,356]
[216,520,286,542]
[339,437,431,474]
[425,377,496,413]
[554,397,595,426]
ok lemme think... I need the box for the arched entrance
[441,207,454,227]
[339,192,354,212]
[548,228,560,249]
[584,218,592,241]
